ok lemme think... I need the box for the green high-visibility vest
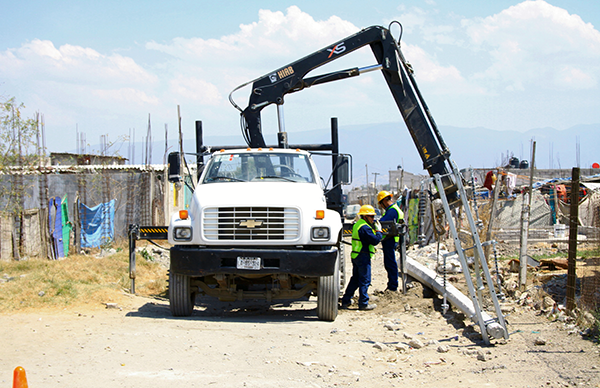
[351,218,376,259]
[383,203,404,243]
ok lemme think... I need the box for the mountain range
[193,122,600,186]
[113,121,599,187]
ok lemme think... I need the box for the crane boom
[230,23,457,201]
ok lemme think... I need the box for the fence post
[566,167,580,313]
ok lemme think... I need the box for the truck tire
[169,271,195,316]
[317,251,340,321]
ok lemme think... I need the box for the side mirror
[167,152,182,183]
[338,155,351,185]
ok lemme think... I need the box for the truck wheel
[169,271,195,316]
[317,252,340,321]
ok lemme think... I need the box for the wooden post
[566,167,580,313]
[484,169,501,264]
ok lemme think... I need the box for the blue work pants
[341,254,372,307]
[382,238,399,291]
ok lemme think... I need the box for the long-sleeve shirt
[356,223,383,256]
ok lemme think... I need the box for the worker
[340,205,382,311]
[377,190,404,291]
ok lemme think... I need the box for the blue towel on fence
[80,199,116,248]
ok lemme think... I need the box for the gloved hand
[374,221,382,232]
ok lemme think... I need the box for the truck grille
[203,207,300,241]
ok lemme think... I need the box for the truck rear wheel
[169,271,195,316]
[317,251,340,321]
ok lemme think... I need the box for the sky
[1,0,599,165]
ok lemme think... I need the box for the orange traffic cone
[13,366,28,388]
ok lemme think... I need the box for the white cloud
[147,6,358,65]
[144,6,366,126]
[93,88,160,105]
[464,0,600,91]
[168,76,222,105]
[2,2,599,153]
[403,43,484,95]
[1,39,157,86]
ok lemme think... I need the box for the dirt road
[2,253,599,387]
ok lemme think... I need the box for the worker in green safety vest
[377,190,404,291]
[340,205,382,311]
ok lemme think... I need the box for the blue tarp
[80,199,116,248]
[532,172,600,190]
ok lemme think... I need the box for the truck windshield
[203,152,315,183]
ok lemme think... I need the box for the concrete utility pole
[519,141,536,290]
[372,172,381,197]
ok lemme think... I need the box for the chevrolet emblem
[239,219,263,228]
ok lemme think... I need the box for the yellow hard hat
[377,190,392,203]
[357,204,376,216]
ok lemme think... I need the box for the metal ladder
[431,160,509,344]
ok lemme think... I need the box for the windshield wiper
[207,176,247,182]
[255,175,295,182]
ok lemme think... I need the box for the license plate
[237,257,261,270]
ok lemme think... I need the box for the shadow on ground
[126,294,322,324]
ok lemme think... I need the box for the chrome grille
[203,207,300,241]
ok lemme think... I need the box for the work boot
[358,303,377,311]
[340,302,351,309]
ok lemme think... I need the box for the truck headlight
[311,226,330,241]
[173,227,192,241]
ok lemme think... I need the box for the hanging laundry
[79,199,116,248]
[61,195,72,256]
[48,197,64,259]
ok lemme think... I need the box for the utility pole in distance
[372,172,381,206]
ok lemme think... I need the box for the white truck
[167,134,348,321]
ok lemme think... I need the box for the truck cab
[168,147,343,321]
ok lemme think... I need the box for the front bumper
[170,246,338,277]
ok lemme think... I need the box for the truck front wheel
[317,252,340,321]
[169,271,196,316]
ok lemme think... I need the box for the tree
[0,96,40,247]
[1,97,39,170]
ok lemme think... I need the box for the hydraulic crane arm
[230,22,457,199]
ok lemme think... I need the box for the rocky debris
[500,303,516,313]
[542,274,581,304]
[105,302,122,310]
[95,248,117,258]
[437,345,450,353]
[534,337,547,345]
[1,273,17,283]
[426,339,439,347]
[394,343,410,353]
[476,350,488,361]
[373,342,389,351]
[383,321,403,331]
[136,246,170,267]
[408,339,425,349]
[542,296,555,310]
